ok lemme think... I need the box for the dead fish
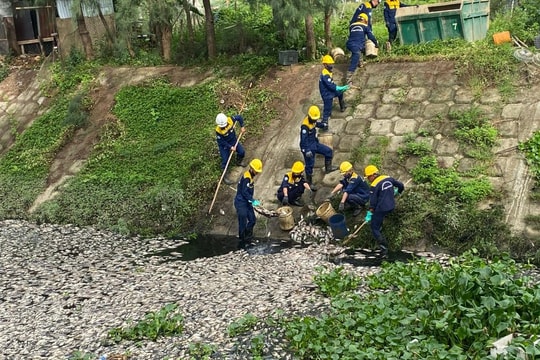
[289,218,333,244]
[254,206,279,218]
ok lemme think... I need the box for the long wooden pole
[208,132,244,214]
[342,221,367,245]
[208,82,253,215]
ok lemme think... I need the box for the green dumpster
[396,0,490,45]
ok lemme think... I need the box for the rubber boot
[238,231,247,249]
[375,236,389,258]
[236,155,246,167]
[325,159,338,173]
[320,119,329,132]
[306,174,317,192]
[244,228,254,248]
[339,98,347,112]
[223,169,234,185]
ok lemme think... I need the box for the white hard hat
[216,113,228,127]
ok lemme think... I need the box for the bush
[283,251,540,359]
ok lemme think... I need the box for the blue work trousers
[347,45,364,72]
[347,193,369,208]
[322,93,344,122]
[370,209,392,248]
[303,143,333,175]
[219,143,245,169]
[234,200,256,239]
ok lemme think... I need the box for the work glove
[305,150,313,159]
[326,193,335,201]
[336,85,350,92]
[338,202,345,211]
[364,211,373,223]
[394,187,399,196]
[282,196,289,206]
[251,199,261,207]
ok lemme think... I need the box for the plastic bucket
[318,132,333,149]
[329,214,349,239]
[493,31,511,45]
[277,206,294,231]
[330,47,346,63]
[365,40,378,58]
[316,202,337,223]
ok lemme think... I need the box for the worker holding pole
[364,164,404,258]
[215,112,247,185]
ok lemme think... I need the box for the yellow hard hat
[359,13,369,23]
[364,164,379,177]
[322,55,335,64]
[250,159,263,173]
[308,105,320,120]
[340,161,353,174]
[291,161,305,174]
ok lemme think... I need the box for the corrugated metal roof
[57,0,114,19]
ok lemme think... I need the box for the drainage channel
[147,235,294,262]
[146,234,419,267]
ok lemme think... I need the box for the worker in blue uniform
[277,161,316,207]
[346,13,379,84]
[384,0,411,51]
[300,105,339,190]
[350,0,380,30]
[319,55,350,129]
[215,112,246,184]
[364,164,405,258]
[234,158,263,249]
[326,161,370,216]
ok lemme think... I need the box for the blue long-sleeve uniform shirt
[347,21,378,50]
[368,175,404,212]
[384,0,409,27]
[277,172,306,198]
[340,172,370,200]
[215,115,244,152]
[319,68,339,101]
[350,1,376,30]
[299,116,326,153]
[234,170,255,206]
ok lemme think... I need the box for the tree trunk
[161,24,172,62]
[97,6,115,46]
[305,14,316,61]
[77,3,94,60]
[324,9,332,49]
[202,0,216,59]
[182,0,195,43]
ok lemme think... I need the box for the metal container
[396,0,490,45]
[278,50,298,66]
